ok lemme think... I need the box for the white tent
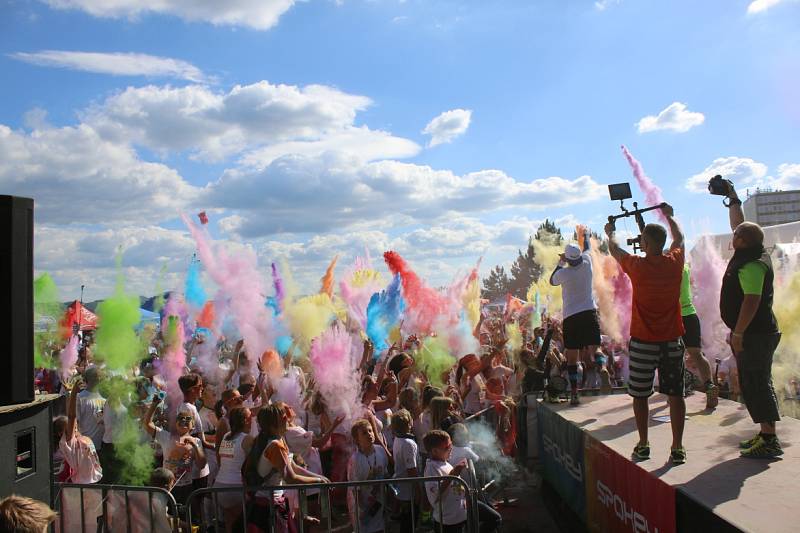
[689,220,800,262]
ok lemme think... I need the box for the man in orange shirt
[604,204,688,465]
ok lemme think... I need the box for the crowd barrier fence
[185,475,480,533]
[53,482,180,532]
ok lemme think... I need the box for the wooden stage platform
[537,392,800,532]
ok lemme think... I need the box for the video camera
[606,182,666,254]
[708,174,739,206]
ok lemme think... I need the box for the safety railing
[53,482,180,532]
[185,475,480,533]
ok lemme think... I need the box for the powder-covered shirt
[77,390,106,450]
[60,432,103,484]
[424,459,467,526]
[347,445,389,533]
[392,436,418,502]
[550,252,596,319]
[155,428,201,487]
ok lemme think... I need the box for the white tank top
[215,432,248,484]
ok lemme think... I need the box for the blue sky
[1,0,799,300]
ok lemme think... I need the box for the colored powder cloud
[339,256,384,331]
[95,260,141,372]
[621,145,668,225]
[309,325,362,425]
[418,336,457,388]
[384,251,451,335]
[183,215,274,374]
[365,274,405,352]
[284,293,336,350]
[320,256,338,298]
[185,257,207,308]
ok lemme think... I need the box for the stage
[537,392,800,533]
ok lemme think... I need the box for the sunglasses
[177,416,194,425]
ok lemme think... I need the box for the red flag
[198,211,208,225]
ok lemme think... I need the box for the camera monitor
[608,182,632,201]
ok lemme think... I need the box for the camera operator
[604,204,688,465]
[549,227,606,405]
[719,182,783,458]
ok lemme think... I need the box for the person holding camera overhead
[605,203,688,465]
[712,177,783,458]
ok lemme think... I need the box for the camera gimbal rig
[606,182,666,254]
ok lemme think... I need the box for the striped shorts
[627,338,685,398]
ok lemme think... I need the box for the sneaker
[705,382,719,409]
[632,442,650,461]
[570,393,580,406]
[670,447,687,465]
[600,368,612,394]
[739,434,761,449]
[741,436,784,458]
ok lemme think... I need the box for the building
[743,189,800,227]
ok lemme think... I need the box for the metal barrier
[185,475,480,533]
[53,483,179,532]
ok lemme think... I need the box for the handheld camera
[606,182,666,254]
[708,174,739,206]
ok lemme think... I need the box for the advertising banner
[584,434,676,533]
[537,402,586,520]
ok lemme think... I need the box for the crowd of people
[19,178,794,533]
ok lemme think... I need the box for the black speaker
[0,196,34,406]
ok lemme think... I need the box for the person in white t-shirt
[143,396,207,507]
[57,377,103,533]
[347,419,392,533]
[422,430,468,532]
[391,409,419,532]
[446,423,479,473]
[549,231,604,405]
[76,366,106,450]
[212,407,254,533]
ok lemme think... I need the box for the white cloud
[594,0,622,11]
[422,108,472,147]
[636,102,705,134]
[747,0,788,14]
[686,156,768,192]
[0,123,199,224]
[85,82,374,161]
[205,151,606,238]
[239,126,420,168]
[9,50,208,82]
[40,0,296,30]
[34,224,197,300]
[773,163,800,189]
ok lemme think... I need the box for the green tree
[508,239,542,299]
[482,265,511,301]
[536,219,563,246]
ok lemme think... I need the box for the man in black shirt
[721,182,782,458]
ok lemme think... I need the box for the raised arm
[65,379,80,442]
[727,186,745,231]
[661,204,684,251]
[604,222,630,263]
[142,396,161,438]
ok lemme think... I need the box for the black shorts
[562,309,602,350]
[681,313,702,349]
[627,338,685,398]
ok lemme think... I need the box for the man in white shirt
[76,366,106,450]
[550,231,604,405]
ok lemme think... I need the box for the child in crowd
[423,430,469,533]
[390,409,418,532]
[143,396,207,506]
[447,423,479,470]
[58,377,104,533]
[0,495,57,533]
[423,430,502,533]
[347,419,391,533]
